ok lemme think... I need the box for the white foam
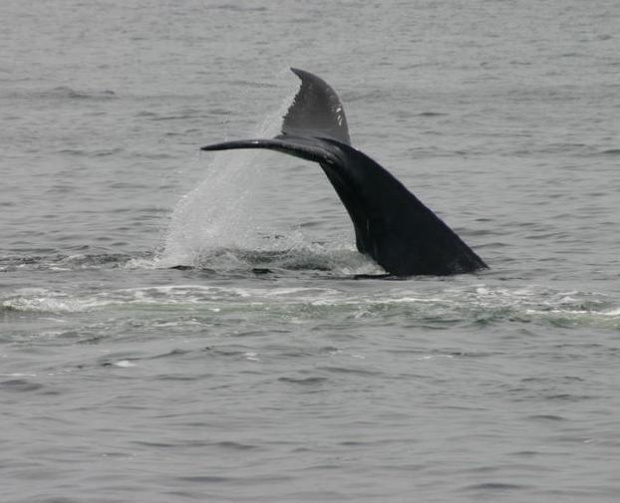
[114,360,136,368]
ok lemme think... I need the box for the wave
[3,276,617,332]
[0,252,138,272]
[1,86,117,102]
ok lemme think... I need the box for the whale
[201,68,487,277]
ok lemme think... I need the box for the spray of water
[157,96,295,268]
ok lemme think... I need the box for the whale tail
[200,68,487,276]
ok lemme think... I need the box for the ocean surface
[1,1,619,502]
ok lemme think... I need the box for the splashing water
[159,99,293,268]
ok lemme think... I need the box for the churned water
[1,1,619,502]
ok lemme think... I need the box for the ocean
[1,1,619,501]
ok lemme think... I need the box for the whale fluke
[201,68,488,277]
[281,68,351,145]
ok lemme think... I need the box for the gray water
[2,1,619,502]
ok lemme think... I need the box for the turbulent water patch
[2,276,617,334]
